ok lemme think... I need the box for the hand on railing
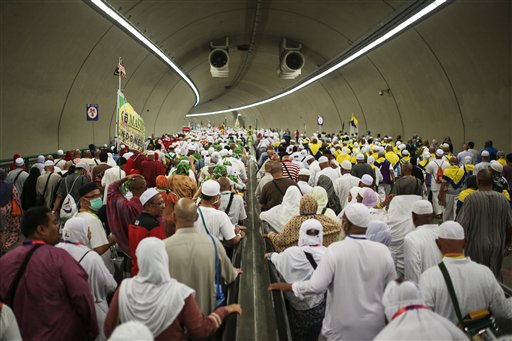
[224,304,243,316]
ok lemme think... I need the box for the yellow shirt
[385,152,400,167]
[309,143,322,156]
[498,158,506,166]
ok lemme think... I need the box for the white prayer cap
[399,144,406,150]
[44,160,54,167]
[75,162,87,169]
[140,188,160,206]
[219,149,229,157]
[208,147,215,155]
[412,200,433,215]
[422,151,431,159]
[442,143,450,148]
[146,150,155,156]
[109,321,154,341]
[463,156,472,164]
[435,149,444,157]
[361,146,368,154]
[37,155,45,163]
[211,152,221,163]
[490,160,503,173]
[318,156,328,163]
[57,149,64,156]
[201,150,209,157]
[354,142,359,147]
[372,145,380,151]
[299,168,311,176]
[437,221,465,240]
[341,147,349,154]
[356,153,365,161]
[366,221,391,246]
[481,150,490,157]
[402,150,410,156]
[15,157,24,167]
[344,203,370,228]
[367,156,375,164]
[120,144,126,149]
[331,159,339,167]
[202,180,220,196]
[361,174,374,186]
[341,160,352,170]
[305,155,314,162]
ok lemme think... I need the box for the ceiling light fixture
[187,0,447,117]
[90,0,200,106]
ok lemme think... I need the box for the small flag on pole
[350,114,358,128]
[114,58,127,77]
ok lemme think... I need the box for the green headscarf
[173,160,191,175]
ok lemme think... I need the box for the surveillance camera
[378,91,383,96]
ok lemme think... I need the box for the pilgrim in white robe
[403,224,442,284]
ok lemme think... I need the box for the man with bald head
[259,161,297,211]
[164,198,240,315]
[457,169,512,278]
[391,163,422,196]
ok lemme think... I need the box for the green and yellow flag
[118,90,145,151]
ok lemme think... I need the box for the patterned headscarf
[299,194,318,216]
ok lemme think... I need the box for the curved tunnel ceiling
[0,0,510,159]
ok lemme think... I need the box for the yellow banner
[118,91,145,151]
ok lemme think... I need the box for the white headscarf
[310,186,337,221]
[375,280,467,340]
[271,219,326,284]
[382,280,424,322]
[366,221,392,246]
[109,321,154,341]
[119,238,194,336]
[62,217,90,246]
[259,186,302,232]
[386,195,422,276]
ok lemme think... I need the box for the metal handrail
[261,221,293,341]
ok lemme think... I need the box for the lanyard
[23,240,46,245]
[347,235,367,240]
[392,305,430,320]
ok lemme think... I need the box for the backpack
[60,176,79,220]
[435,160,444,184]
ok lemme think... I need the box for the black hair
[465,175,478,190]
[201,193,216,201]
[468,141,475,148]
[99,150,108,162]
[21,206,51,237]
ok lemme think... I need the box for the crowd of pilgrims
[0,125,511,340]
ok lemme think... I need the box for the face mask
[89,197,103,212]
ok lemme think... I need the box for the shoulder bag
[438,262,501,340]
[198,207,226,308]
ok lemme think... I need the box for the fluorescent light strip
[187,0,446,117]
[90,0,200,106]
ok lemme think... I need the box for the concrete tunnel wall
[0,0,510,159]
